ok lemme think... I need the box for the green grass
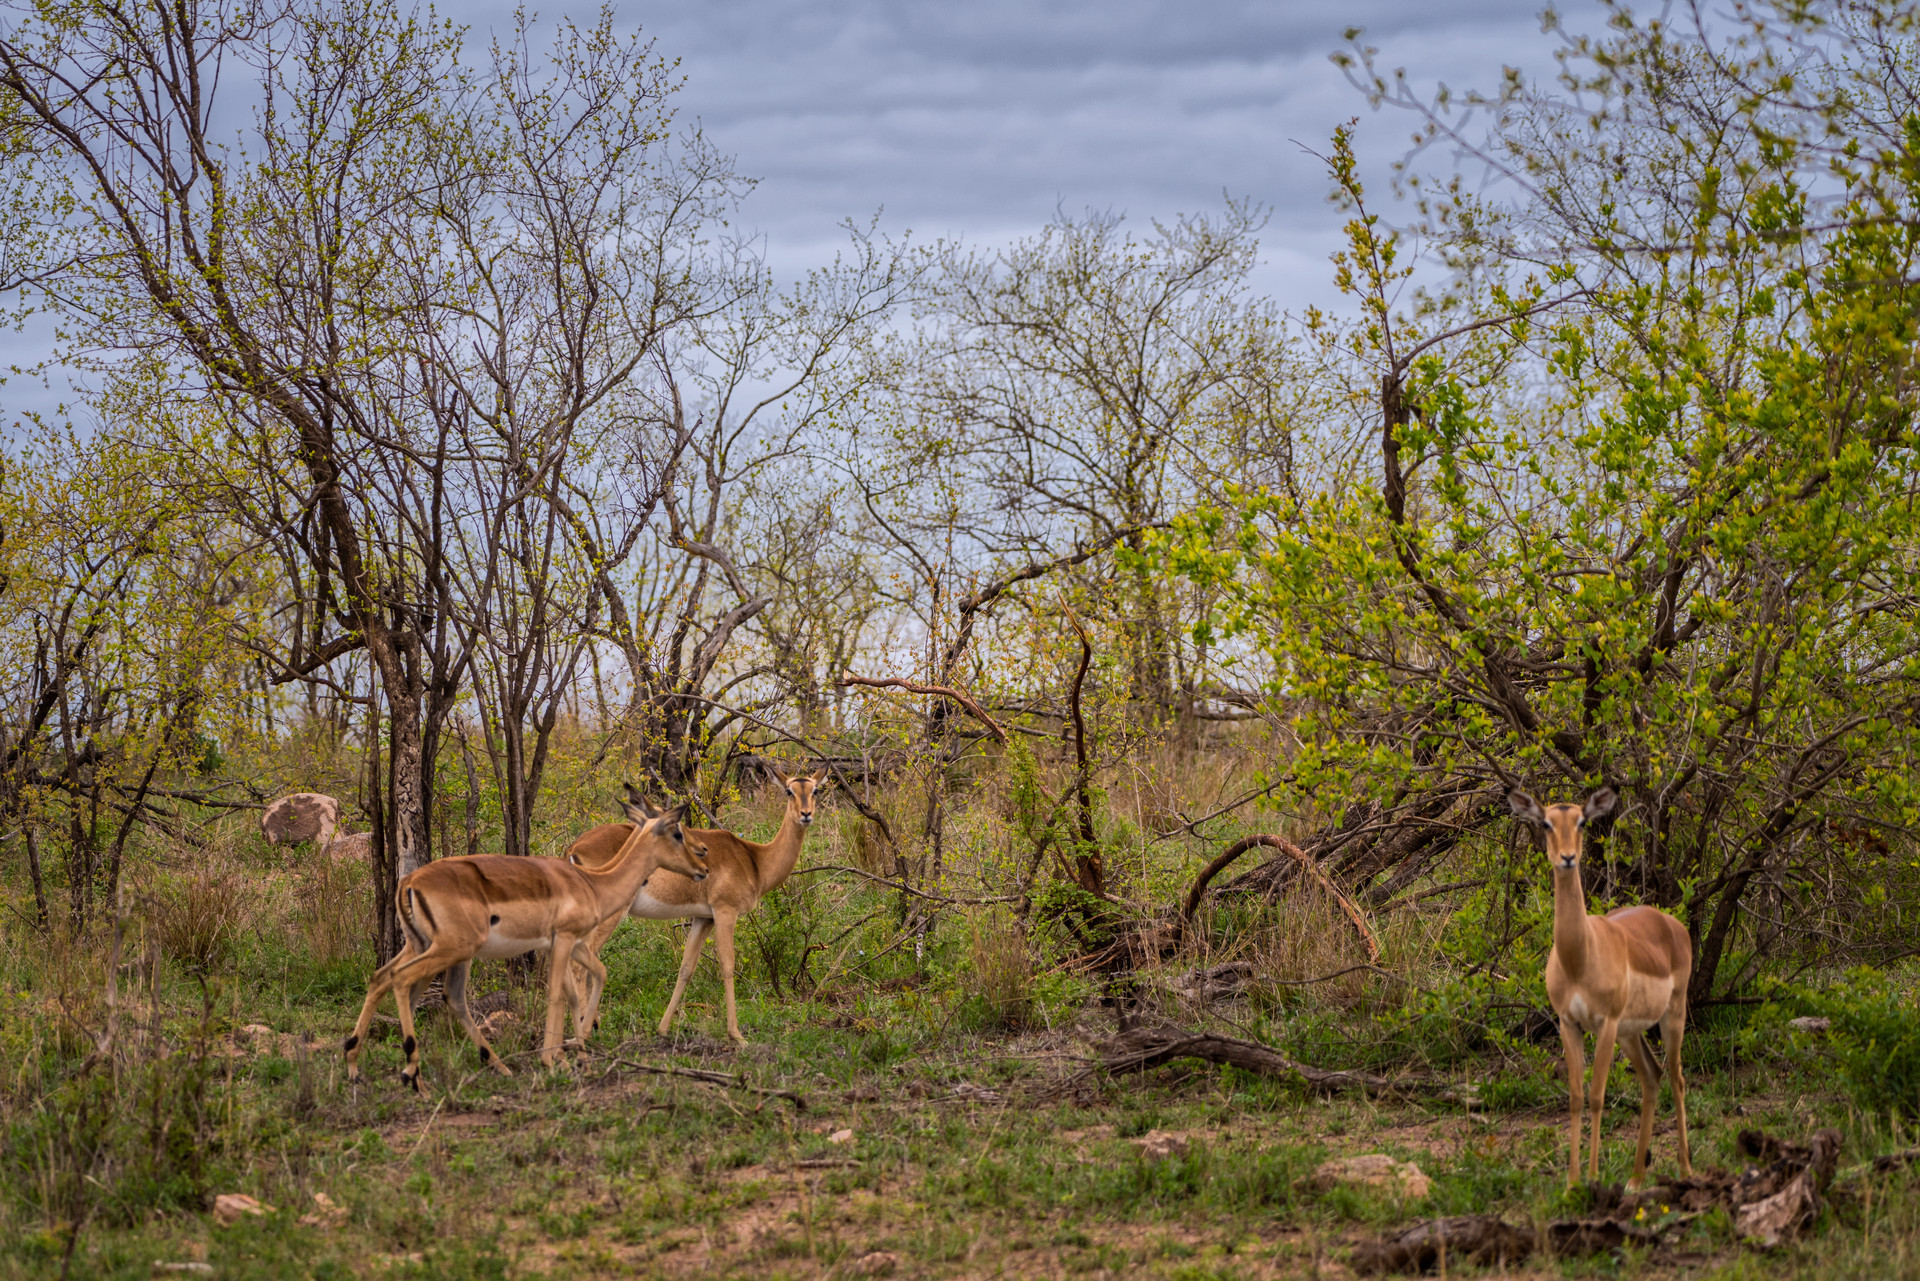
[10,843,1920,1279]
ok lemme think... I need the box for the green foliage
[1152,28,1920,999]
[1786,968,1920,1116]
[1,1025,231,1229]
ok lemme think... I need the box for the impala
[343,797,708,1090]
[1508,786,1693,1189]
[565,769,828,1044]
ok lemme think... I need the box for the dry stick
[1376,878,1490,915]
[839,673,1007,744]
[1268,963,1414,988]
[1091,1023,1453,1097]
[1177,834,1382,962]
[584,1047,808,1111]
[1061,603,1099,892]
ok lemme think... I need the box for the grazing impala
[343,797,708,1090]
[1508,786,1693,1189]
[565,769,828,1044]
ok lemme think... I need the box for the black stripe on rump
[413,889,439,935]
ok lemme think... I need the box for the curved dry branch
[839,673,1006,744]
[1177,833,1381,962]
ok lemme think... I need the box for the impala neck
[754,802,812,892]
[578,827,674,911]
[1551,863,1592,977]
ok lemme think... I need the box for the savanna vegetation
[7,0,1920,1276]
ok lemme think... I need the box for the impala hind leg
[1585,1020,1622,1183]
[345,945,416,1080]
[658,919,710,1036]
[444,960,512,1077]
[1622,1031,1663,1189]
[383,944,468,1092]
[1559,1017,1587,1189]
[1663,1006,1692,1175]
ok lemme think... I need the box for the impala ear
[773,767,792,788]
[621,782,661,819]
[1506,789,1547,827]
[810,767,829,787]
[664,801,691,828]
[1583,787,1619,822]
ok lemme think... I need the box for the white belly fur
[1563,978,1673,1035]
[627,886,712,921]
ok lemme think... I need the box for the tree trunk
[23,827,48,927]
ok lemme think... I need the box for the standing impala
[1508,786,1693,1189]
[343,798,707,1090]
[565,769,828,1044]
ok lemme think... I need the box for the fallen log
[1351,1127,1842,1273]
[1088,1020,1455,1098]
[1350,1215,1535,1274]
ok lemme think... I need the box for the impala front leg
[570,946,611,1046]
[541,933,580,1068]
[1586,1019,1622,1183]
[712,908,745,1044]
[1560,1017,1586,1190]
[658,918,710,1037]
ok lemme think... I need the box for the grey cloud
[1,2,1573,421]
[616,0,1569,307]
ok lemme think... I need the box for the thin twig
[582,1045,807,1111]
[1269,963,1419,988]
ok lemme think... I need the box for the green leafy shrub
[1789,968,1920,1116]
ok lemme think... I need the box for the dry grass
[296,850,375,965]
[963,908,1038,1030]
[142,852,252,973]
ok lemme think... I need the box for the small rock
[827,1128,856,1145]
[1788,1016,1831,1034]
[949,1082,1002,1103]
[843,1086,882,1103]
[846,1251,899,1277]
[296,1191,347,1230]
[1133,1129,1190,1161]
[1313,1154,1432,1200]
[212,1193,273,1225]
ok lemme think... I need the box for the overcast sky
[619,0,1564,312]
[3,1,1572,418]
